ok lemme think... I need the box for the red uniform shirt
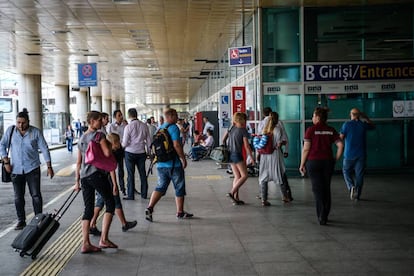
[304,123,340,160]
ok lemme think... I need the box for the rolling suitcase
[11,190,79,259]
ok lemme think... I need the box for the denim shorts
[229,151,243,164]
[95,190,122,209]
[155,167,186,197]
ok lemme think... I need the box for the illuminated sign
[228,46,253,67]
[304,62,414,81]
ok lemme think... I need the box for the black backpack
[151,124,177,162]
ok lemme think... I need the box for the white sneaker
[350,187,355,200]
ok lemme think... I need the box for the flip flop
[81,245,102,254]
[99,241,118,249]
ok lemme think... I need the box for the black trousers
[306,159,334,222]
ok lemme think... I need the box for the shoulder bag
[85,132,117,172]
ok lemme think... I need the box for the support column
[76,87,89,122]
[120,103,125,117]
[18,74,42,129]
[112,101,120,112]
[101,81,111,115]
[91,96,102,111]
[54,84,70,114]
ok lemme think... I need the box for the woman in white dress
[258,112,289,206]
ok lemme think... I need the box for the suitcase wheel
[19,251,25,257]
[31,254,37,260]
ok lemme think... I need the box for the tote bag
[85,132,117,172]
[2,126,15,183]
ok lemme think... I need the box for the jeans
[81,171,115,220]
[114,148,125,193]
[343,157,365,199]
[125,151,148,199]
[306,159,334,222]
[11,167,42,222]
[66,138,73,152]
[190,145,207,160]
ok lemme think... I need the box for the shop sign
[304,62,414,82]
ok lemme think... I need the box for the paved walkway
[2,157,414,275]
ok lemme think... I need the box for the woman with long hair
[258,112,292,206]
[226,112,255,205]
[299,107,343,225]
[74,111,117,253]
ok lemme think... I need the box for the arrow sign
[229,46,253,67]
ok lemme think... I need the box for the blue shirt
[340,120,374,159]
[156,123,181,168]
[0,125,51,174]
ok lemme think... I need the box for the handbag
[253,134,275,155]
[2,125,15,183]
[85,132,117,172]
[209,145,230,163]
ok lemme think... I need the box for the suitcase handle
[53,190,80,221]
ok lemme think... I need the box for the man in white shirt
[107,110,128,195]
[122,108,151,200]
[202,116,214,136]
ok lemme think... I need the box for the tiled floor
[4,158,414,276]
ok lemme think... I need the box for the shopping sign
[231,86,246,115]
[78,63,97,87]
[228,46,253,67]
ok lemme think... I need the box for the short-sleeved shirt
[228,127,249,153]
[157,123,181,168]
[340,120,374,159]
[304,123,340,160]
[78,131,105,178]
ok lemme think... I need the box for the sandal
[99,240,118,249]
[227,193,237,203]
[81,244,102,254]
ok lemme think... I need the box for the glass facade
[190,4,414,171]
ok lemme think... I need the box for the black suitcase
[11,190,79,259]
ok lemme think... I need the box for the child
[89,133,137,235]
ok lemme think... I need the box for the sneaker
[350,187,355,200]
[14,221,26,230]
[122,220,137,232]
[145,207,153,222]
[89,227,102,236]
[176,211,194,219]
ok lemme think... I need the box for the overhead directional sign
[78,63,97,87]
[228,46,253,67]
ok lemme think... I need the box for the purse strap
[6,125,15,157]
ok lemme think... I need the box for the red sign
[231,86,246,115]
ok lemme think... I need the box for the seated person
[193,130,203,146]
[190,129,214,161]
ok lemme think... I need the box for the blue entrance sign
[221,95,229,105]
[228,46,253,67]
[78,63,97,87]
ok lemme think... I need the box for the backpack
[151,124,177,162]
[253,134,274,154]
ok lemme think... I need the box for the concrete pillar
[18,74,42,129]
[101,81,111,115]
[76,88,89,122]
[54,84,70,114]
[91,96,102,111]
[120,103,125,117]
[112,101,120,113]
[103,99,111,115]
